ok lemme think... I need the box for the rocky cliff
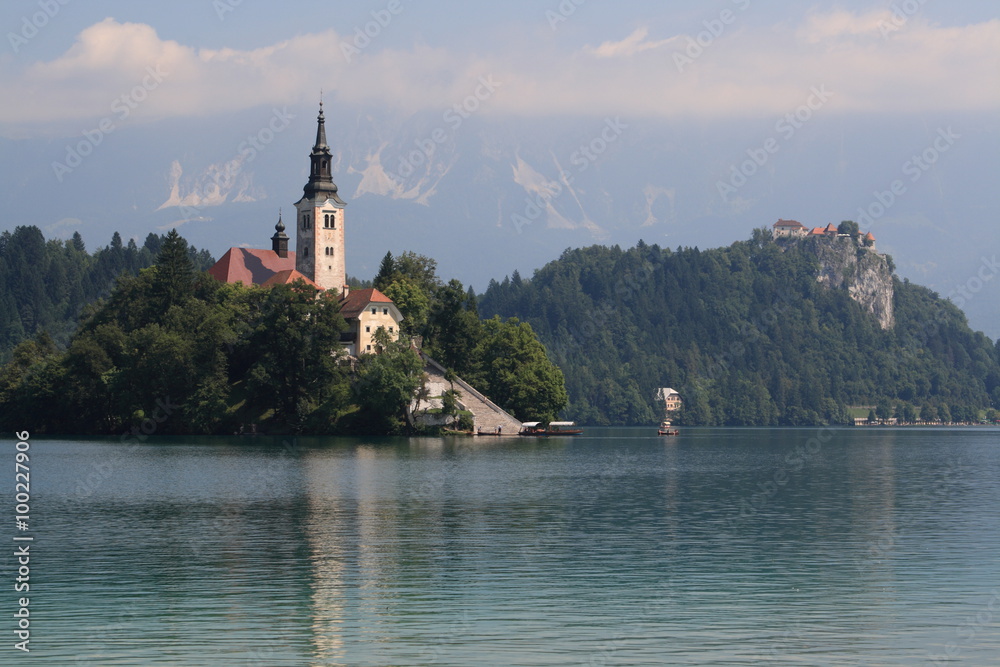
[806,236,895,329]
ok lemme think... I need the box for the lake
[3,427,999,665]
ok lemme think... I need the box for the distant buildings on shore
[656,388,682,414]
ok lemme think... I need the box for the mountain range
[3,103,997,339]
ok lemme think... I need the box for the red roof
[338,288,394,319]
[810,227,825,235]
[261,269,322,290]
[864,232,876,241]
[208,248,297,286]
[824,223,838,233]
[774,219,806,229]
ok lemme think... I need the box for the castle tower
[295,100,347,295]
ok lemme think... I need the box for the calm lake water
[2,427,999,665]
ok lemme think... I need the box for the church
[208,102,403,356]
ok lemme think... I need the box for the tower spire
[302,96,344,203]
[315,97,328,150]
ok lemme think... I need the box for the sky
[2,0,999,334]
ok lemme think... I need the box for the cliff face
[808,237,895,329]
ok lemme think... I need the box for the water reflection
[10,428,1000,665]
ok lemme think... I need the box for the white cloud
[1,11,998,137]
[588,27,679,58]
[796,9,894,43]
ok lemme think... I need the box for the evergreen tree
[153,229,195,310]
[374,251,396,291]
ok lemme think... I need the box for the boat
[519,421,584,436]
[658,420,678,436]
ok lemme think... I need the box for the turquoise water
[3,427,999,665]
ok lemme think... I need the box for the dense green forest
[0,226,215,361]
[0,231,565,435]
[479,230,1000,426]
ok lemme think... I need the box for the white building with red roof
[772,219,809,239]
[337,288,404,356]
[208,103,403,355]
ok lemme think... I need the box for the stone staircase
[414,354,522,433]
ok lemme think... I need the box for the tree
[441,388,460,423]
[353,328,425,433]
[394,251,440,296]
[242,282,348,431]
[373,251,396,291]
[152,229,195,311]
[382,277,430,336]
[838,220,860,237]
[0,333,59,429]
[470,316,567,422]
[143,232,163,257]
[423,279,483,377]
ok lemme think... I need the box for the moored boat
[519,421,584,436]
[658,420,678,436]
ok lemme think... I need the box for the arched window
[303,246,309,257]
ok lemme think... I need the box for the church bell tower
[295,100,347,295]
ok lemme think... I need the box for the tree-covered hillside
[479,231,1000,425]
[0,226,215,361]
